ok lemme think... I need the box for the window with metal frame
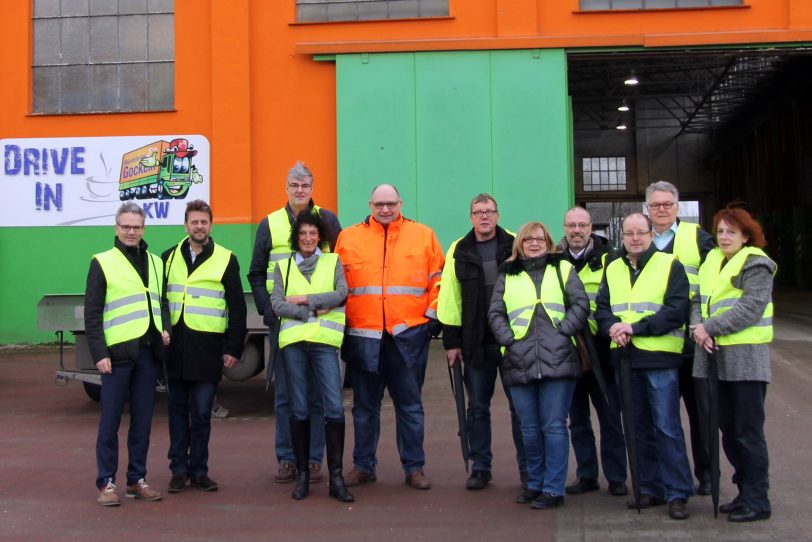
[296,0,448,23]
[582,157,627,192]
[580,0,742,10]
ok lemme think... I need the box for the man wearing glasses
[247,162,342,485]
[85,202,170,506]
[645,181,715,496]
[437,194,526,490]
[335,184,444,490]
[557,207,628,498]
[595,212,693,520]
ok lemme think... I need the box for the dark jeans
[568,364,627,483]
[463,342,526,474]
[167,378,218,479]
[282,342,344,422]
[96,345,157,489]
[680,356,711,484]
[351,333,427,476]
[719,380,770,513]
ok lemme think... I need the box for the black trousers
[679,357,710,483]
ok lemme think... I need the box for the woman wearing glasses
[270,211,353,503]
[689,207,776,522]
[488,221,589,509]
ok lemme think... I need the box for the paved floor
[1,288,811,541]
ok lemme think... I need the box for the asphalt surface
[1,288,811,542]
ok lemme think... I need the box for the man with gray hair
[84,202,170,506]
[248,162,342,485]
[645,181,715,496]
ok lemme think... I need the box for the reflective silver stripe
[428,271,442,281]
[629,302,662,312]
[167,284,185,293]
[186,286,225,299]
[184,306,227,318]
[754,317,773,327]
[347,328,383,339]
[104,293,144,313]
[544,302,566,313]
[269,253,292,262]
[425,308,437,319]
[666,328,685,338]
[169,302,183,313]
[349,286,383,295]
[700,295,709,305]
[710,298,739,313]
[689,283,700,295]
[266,273,275,281]
[683,265,699,276]
[392,323,410,335]
[103,310,148,330]
[611,303,628,313]
[320,320,345,333]
[149,292,160,302]
[512,317,530,328]
[587,292,597,302]
[386,286,426,296]
[507,305,534,320]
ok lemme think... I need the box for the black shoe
[719,497,743,514]
[191,475,219,492]
[628,494,667,509]
[696,480,711,496]
[168,475,188,493]
[728,507,771,523]
[530,493,564,509]
[669,498,689,520]
[466,470,492,490]
[516,488,542,504]
[565,478,599,495]
[608,481,628,496]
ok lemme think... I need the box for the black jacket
[84,237,168,365]
[441,226,514,367]
[162,238,247,382]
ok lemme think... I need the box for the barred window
[580,0,742,10]
[296,0,448,23]
[32,0,174,114]
[582,157,627,192]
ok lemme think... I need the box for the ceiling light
[624,72,639,86]
[616,123,627,130]
[618,100,630,112]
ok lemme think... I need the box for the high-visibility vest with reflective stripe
[265,205,327,292]
[165,240,231,333]
[94,248,163,347]
[699,246,775,346]
[578,253,606,335]
[277,253,346,349]
[672,221,701,300]
[605,251,684,353]
[502,261,574,343]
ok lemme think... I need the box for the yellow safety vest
[578,253,607,335]
[277,253,346,349]
[502,261,574,342]
[437,238,463,326]
[94,248,163,346]
[699,247,775,346]
[672,221,701,300]
[265,205,327,293]
[605,252,684,353]
[166,240,231,333]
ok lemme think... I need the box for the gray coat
[691,253,776,382]
[488,255,589,387]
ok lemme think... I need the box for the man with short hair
[85,202,169,506]
[248,162,342,484]
[163,200,247,494]
[645,181,715,495]
[558,207,628,497]
[438,194,526,490]
[336,184,444,490]
[595,212,694,520]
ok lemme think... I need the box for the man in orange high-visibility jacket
[335,184,444,491]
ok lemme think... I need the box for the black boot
[325,420,354,503]
[290,418,310,500]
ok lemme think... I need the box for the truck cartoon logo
[118,138,204,201]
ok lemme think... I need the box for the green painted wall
[336,49,573,249]
[0,223,256,344]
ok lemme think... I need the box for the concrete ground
[1,288,811,542]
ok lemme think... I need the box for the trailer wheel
[83,382,101,402]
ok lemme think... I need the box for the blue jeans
[282,342,344,422]
[167,379,218,479]
[464,343,526,473]
[96,345,157,489]
[568,364,627,483]
[509,378,577,496]
[351,333,427,476]
[627,367,694,502]
[271,330,325,464]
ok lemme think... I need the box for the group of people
[85,167,775,525]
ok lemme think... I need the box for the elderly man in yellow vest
[645,181,715,496]
[594,212,693,520]
[247,162,343,483]
[84,202,170,506]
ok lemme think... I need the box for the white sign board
[1,135,210,226]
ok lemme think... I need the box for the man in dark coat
[163,200,247,493]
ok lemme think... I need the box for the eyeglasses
[288,183,312,190]
[471,210,498,218]
[117,224,143,232]
[522,236,546,244]
[371,201,401,210]
[622,230,651,238]
[647,202,676,211]
[563,222,591,229]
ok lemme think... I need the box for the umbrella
[707,343,721,518]
[618,346,641,512]
[579,329,610,401]
[447,360,470,473]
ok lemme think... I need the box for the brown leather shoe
[344,467,376,487]
[97,481,120,507]
[126,479,162,501]
[309,463,324,483]
[274,462,295,484]
[405,469,431,490]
